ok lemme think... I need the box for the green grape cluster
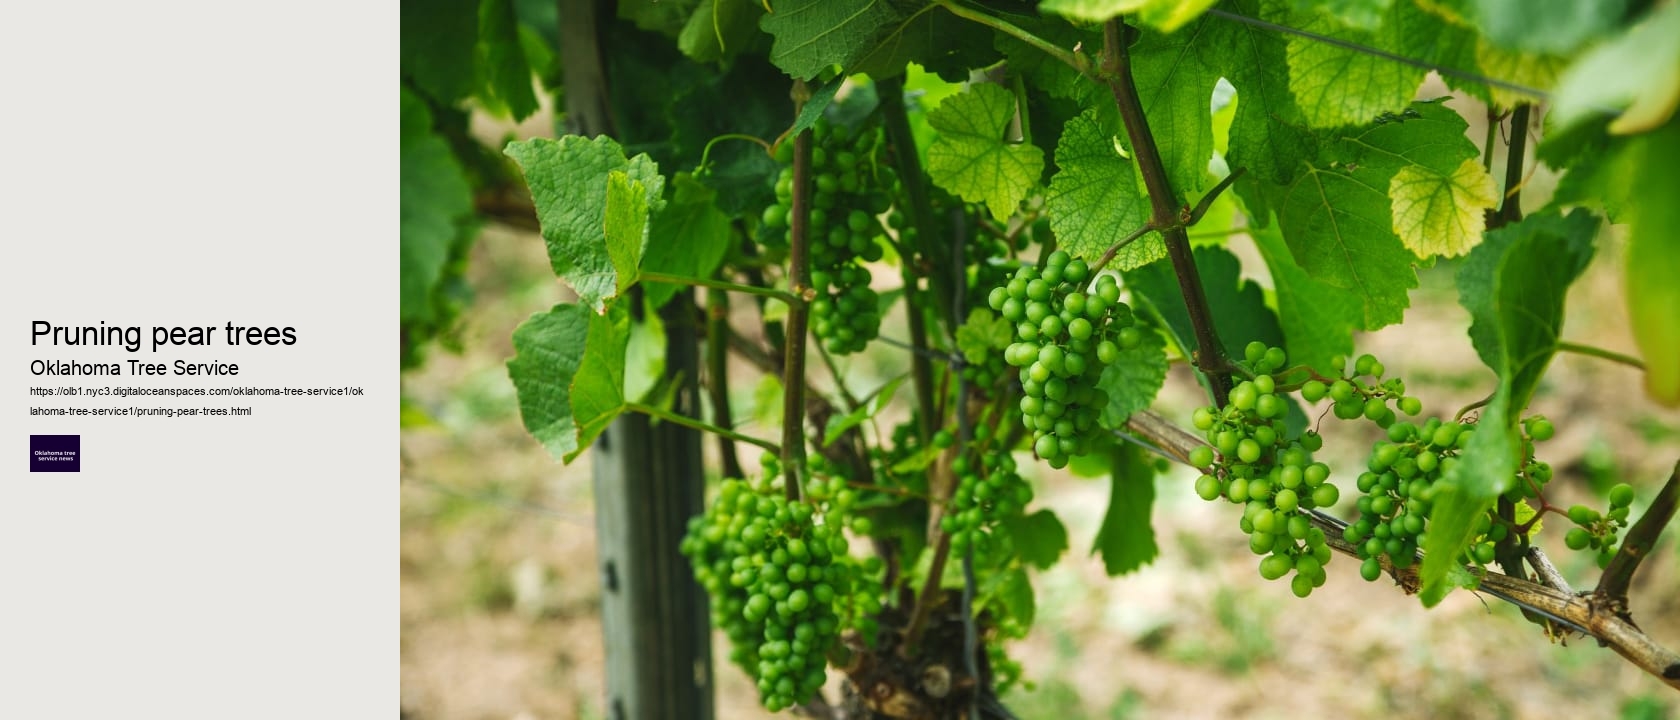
[680,476,880,712]
[763,118,891,355]
[1346,412,1571,580]
[1344,417,1477,580]
[1563,477,1635,568]
[990,250,1139,468]
[1299,353,1423,428]
[934,424,1035,558]
[1190,344,1339,598]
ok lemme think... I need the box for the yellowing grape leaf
[1389,158,1497,258]
[1039,0,1219,33]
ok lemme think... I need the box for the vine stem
[623,401,780,455]
[932,0,1087,76]
[1494,104,1530,228]
[1124,408,1680,691]
[640,270,800,305]
[698,133,772,170]
[1557,340,1647,370]
[705,289,744,479]
[1091,223,1156,273]
[1090,168,1245,273]
[781,83,815,502]
[1596,461,1680,607]
[1102,19,1234,406]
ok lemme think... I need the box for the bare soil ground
[401,205,1680,720]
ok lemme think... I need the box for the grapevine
[458,0,1680,714]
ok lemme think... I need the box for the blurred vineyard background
[399,91,1680,719]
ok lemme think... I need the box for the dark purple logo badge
[30,435,80,472]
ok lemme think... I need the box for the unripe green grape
[1565,527,1591,550]
[1301,380,1327,403]
[1259,554,1292,580]
[1363,397,1388,421]
[1274,488,1300,512]
[1096,339,1120,364]
[1609,483,1634,508]
[1192,407,1216,431]
[1237,438,1263,463]
[1360,556,1382,582]
[1196,474,1223,501]
[1231,382,1258,411]
[1190,445,1215,468]
[1472,542,1496,565]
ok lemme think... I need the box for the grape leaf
[1279,159,1416,326]
[1048,108,1162,270]
[1123,245,1284,361]
[624,306,666,404]
[1039,0,1220,37]
[1002,509,1069,570]
[603,171,650,297]
[620,0,701,36]
[669,59,791,215]
[1424,208,1597,605]
[1469,0,1625,56]
[1279,101,1486,326]
[1289,0,1391,30]
[1128,18,1223,199]
[400,88,474,326]
[1623,119,1680,405]
[850,4,998,81]
[1209,0,1319,188]
[1389,158,1497,258]
[507,302,631,463]
[994,18,1101,104]
[1093,442,1158,575]
[1285,1,1428,128]
[677,0,766,63]
[822,375,907,447]
[1418,395,1511,606]
[787,76,842,139]
[505,135,667,313]
[1474,40,1566,109]
[1456,209,1598,404]
[402,0,479,102]
[1549,1,1680,136]
[1249,221,1363,373]
[926,84,1044,223]
[643,174,732,309]
[759,0,907,80]
[1098,320,1168,429]
[477,0,539,120]
[956,308,1013,365]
